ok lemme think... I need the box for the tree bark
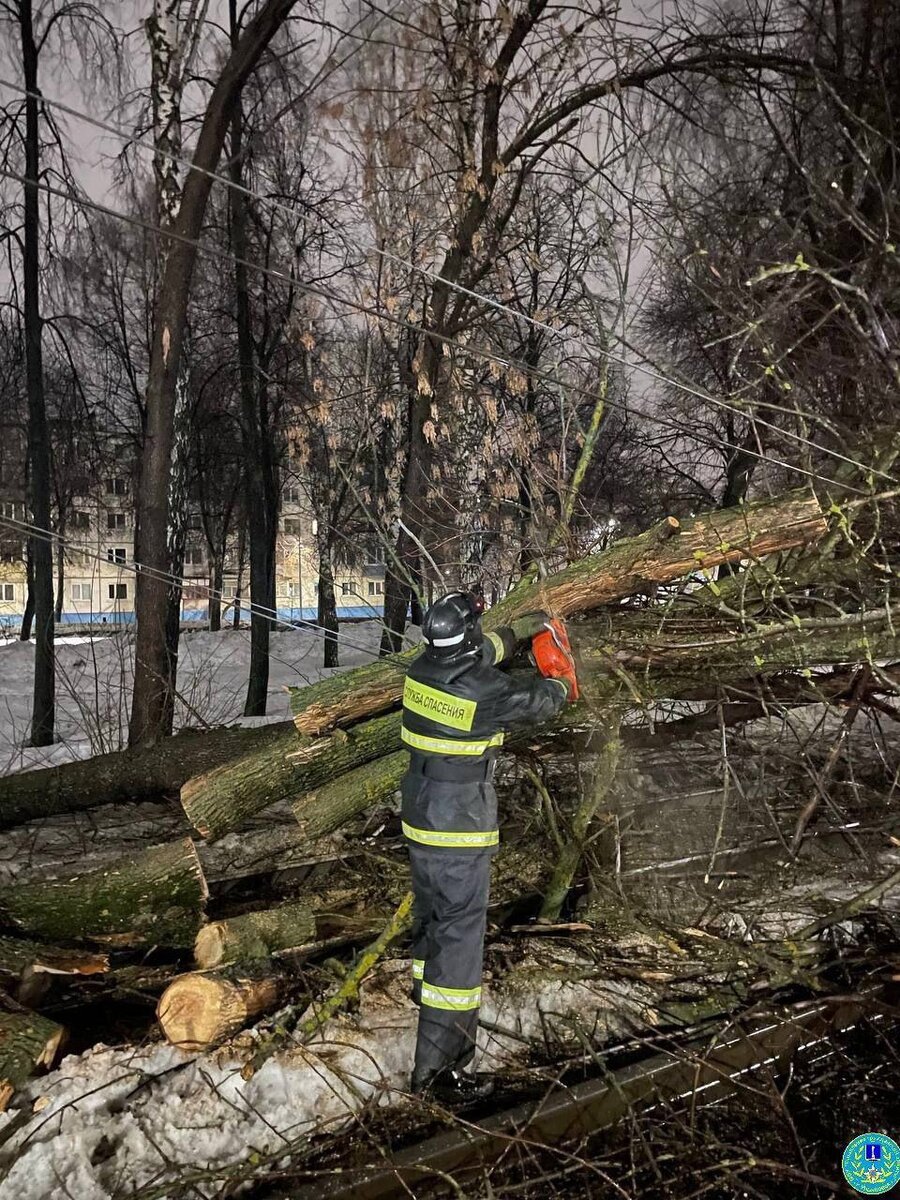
[20,0,55,747]
[130,0,299,747]
[194,901,316,968]
[291,750,407,842]
[181,712,402,840]
[291,488,827,736]
[0,838,207,947]
[0,720,293,829]
[0,1009,65,1111]
[157,969,284,1050]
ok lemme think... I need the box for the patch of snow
[0,622,404,777]
[0,958,646,1200]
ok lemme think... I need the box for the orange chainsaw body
[532,618,580,702]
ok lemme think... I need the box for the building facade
[0,472,386,631]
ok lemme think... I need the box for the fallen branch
[242,890,414,1078]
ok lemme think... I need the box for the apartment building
[0,470,386,631]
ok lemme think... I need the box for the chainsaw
[531,618,580,702]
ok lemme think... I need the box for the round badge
[842,1133,900,1195]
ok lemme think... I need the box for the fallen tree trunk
[0,1009,65,1110]
[0,722,293,830]
[157,970,286,1051]
[288,489,827,736]
[195,901,316,969]
[182,713,401,841]
[0,489,828,834]
[575,605,900,707]
[0,838,208,947]
[182,606,899,844]
[291,751,407,842]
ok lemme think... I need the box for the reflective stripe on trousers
[409,846,491,1088]
[402,822,499,849]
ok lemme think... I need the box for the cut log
[182,712,401,842]
[195,901,316,969]
[0,1010,65,1110]
[291,751,406,842]
[288,488,827,736]
[0,838,208,947]
[0,721,293,830]
[157,971,285,1051]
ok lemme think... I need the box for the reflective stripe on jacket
[400,626,568,850]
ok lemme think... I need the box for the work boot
[414,1068,495,1105]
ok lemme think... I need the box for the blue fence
[0,605,385,632]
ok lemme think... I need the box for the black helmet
[422,591,485,661]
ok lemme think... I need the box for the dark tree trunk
[129,0,299,747]
[316,529,338,668]
[20,550,34,642]
[54,527,64,622]
[20,0,54,746]
[227,1,279,714]
[209,554,224,632]
[232,519,246,630]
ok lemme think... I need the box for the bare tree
[129,0,300,746]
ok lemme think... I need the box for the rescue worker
[401,591,578,1103]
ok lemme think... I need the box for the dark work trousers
[408,846,492,1087]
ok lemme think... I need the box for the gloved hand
[509,610,551,644]
[532,619,580,702]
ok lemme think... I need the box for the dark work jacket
[400,626,568,854]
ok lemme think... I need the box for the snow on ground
[0,959,647,1200]
[0,622,412,777]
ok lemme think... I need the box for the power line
[0,163,876,499]
[0,512,415,663]
[0,78,893,490]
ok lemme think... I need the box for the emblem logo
[842,1133,900,1195]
